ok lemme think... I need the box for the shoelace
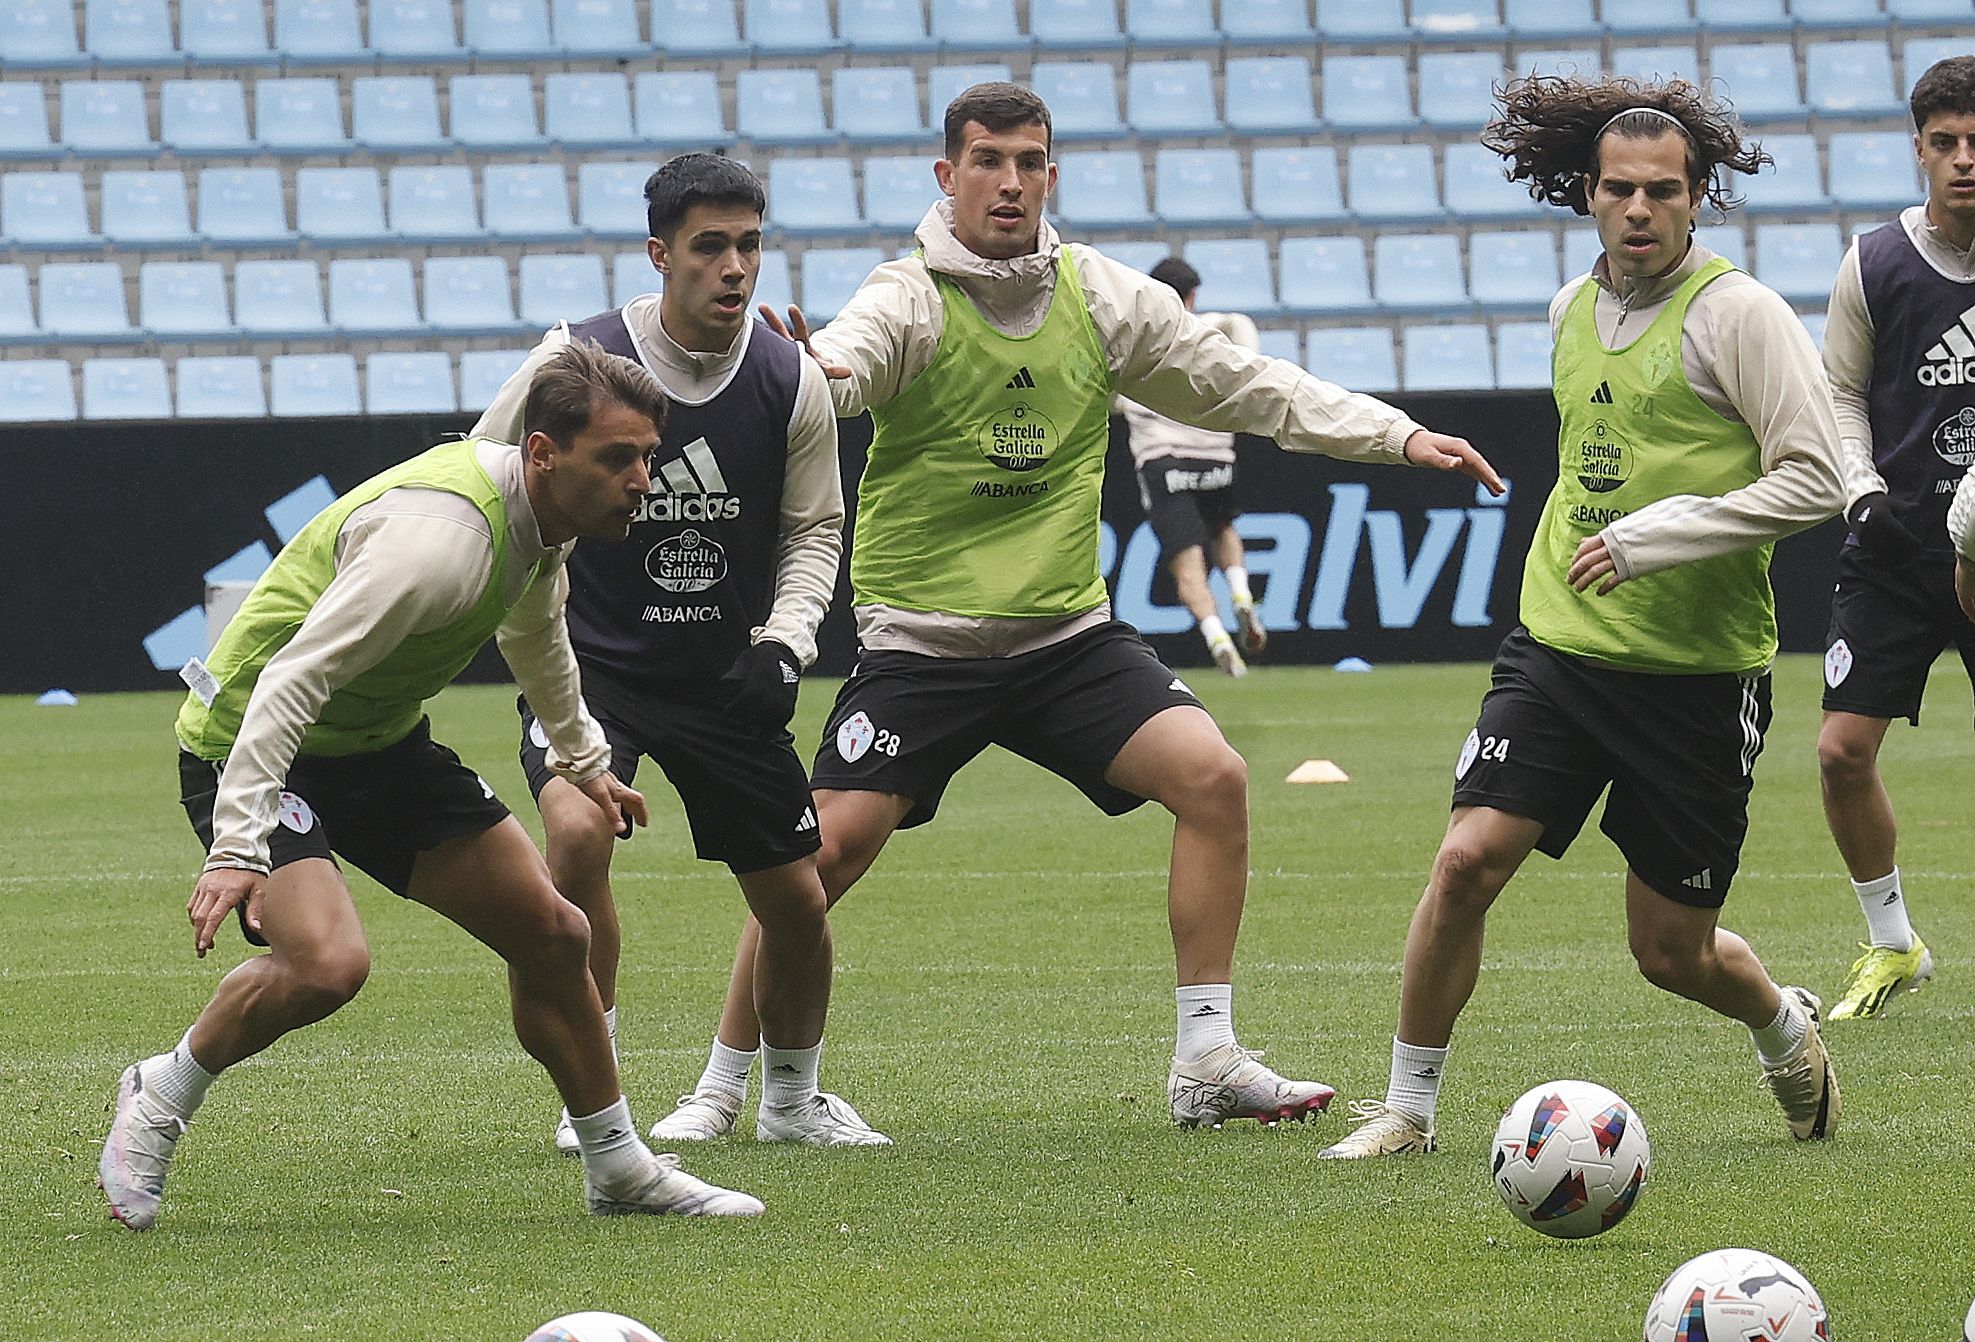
[1342,1098,1393,1124]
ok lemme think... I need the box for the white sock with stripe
[1853,868,1915,952]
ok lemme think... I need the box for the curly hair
[1481,75,1771,216]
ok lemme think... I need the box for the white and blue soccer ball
[1964,1294,1973,1342]
[1490,1079,1650,1239]
[1642,1249,1831,1341]
[525,1312,664,1342]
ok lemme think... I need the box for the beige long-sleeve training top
[1116,311,1262,467]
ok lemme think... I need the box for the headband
[1597,106,1695,140]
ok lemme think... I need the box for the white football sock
[760,1042,821,1109]
[569,1096,646,1186]
[140,1029,217,1119]
[1853,868,1915,952]
[1226,566,1254,606]
[1174,984,1236,1059]
[1752,991,1810,1065]
[697,1038,754,1099]
[1200,615,1231,652]
[1386,1038,1448,1128]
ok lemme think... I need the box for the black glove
[1847,491,1921,562]
[728,639,801,727]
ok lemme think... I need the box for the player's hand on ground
[1403,430,1505,496]
[728,639,802,728]
[1568,534,1626,594]
[578,772,647,840]
[188,866,264,958]
[758,304,852,380]
[1846,491,1921,562]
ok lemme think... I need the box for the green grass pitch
[5,660,1971,1339]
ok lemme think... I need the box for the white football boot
[1167,1043,1335,1128]
[1760,986,1840,1141]
[647,1088,742,1143]
[584,1150,764,1218]
[554,1109,579,1154]
[1234,601,1268,656]
[756,1092,893,1146]
[1316,1100,1437,1159]
[99,1060,189,1231]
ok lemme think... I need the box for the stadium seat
[1694,0,1791,32]
[930,0,1025,50]
[1404,325,1495,390]
[767,159,863,236]
[484,164,582,243]
[424,256,521,334]
[1741,134,1831,213]
[1221,0,1314,43]
[754,251,795,317]
[1708,44,1806,122]
[139,260,234,336]
[85,0,176,66]
[1313,0,1409,42]
[1562,228,1601,276]
[253,78,349,155]
[0,360,77,421]
[1031,0,1126,49]
[1256,329,1301,363]
[1888,0,1973,17]
[352,77,448,153]
[1183,238,1279,316]
[463,0,550,56]
[60,81,151,156]
[1805,41,1908,119]
[1446,143,1543,222]
[82,357,171,420]
[1754,222,1844,301]
[196,167,292,245]
[1306,327,1397,392]
[1348,144,1444,224]
[834,68,927,144]
[1053,150,1153,228]
[612,251,661,305]
[578,161,657,239]
[1800,311,1827,349]
[631,72,731,149]
[1790,0,1882,27]
[0,85,56,160]
[865,155,939,231]
[235,259,330,336]
[1154,148,1248,226]
[0,265,36,340]
[175,355,266,418]
[101,170,196,248]
[1126,0,1217,48]
[802,247,885,320]
[158,80,253,155]
[328,258,421,335]
[519,254,609,327]
[1031,63,1127,139]
[1321,56,1419,133]
[1494,320,1554,388]
[1410,0,1506,41]
[389,166,482,242]
[1827,131,1922,210]
[180,0,271,61]
[1420,52,1507,131]
[2,173,96,249]
[38,261,135,339]
[929,65,1016,116]
[745,0,841,54]
[1277,236,1376,316]
[368,0,462,59]
[1223,57,1317,135]
[295,167,390,243]
[1604,0,1694,34]
[554,0,646,55]
[274,0,367,62]
[1697,222,1749,268]
[1126,60,1221,136]
[1374,234,1471,312]
[2,0,85,68]
[1516,47,1602,79]
[1503,0,1600,39]
[651,0,746,55]
[1251,146,1347,225]
[544,74,638,150]
[1468,231,1561,310]
[459,349,530,412]
[271,353,361,417]
[1610,45,1700,84]
[366,352,457,415]
[841,0,937,51]
[736,70,833,146]
[450,75,544,151]
[1905,40,1964,94]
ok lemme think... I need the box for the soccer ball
[1964,1295,1973,1342]
[524,1312,664,1342]
[1489,1079,1650,1239]
[1643,1249,1830,1341]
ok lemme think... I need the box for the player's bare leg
[537,777,627,1152]
[1817,710,1930,1019]
[1212,524,1264,656]
[1172,544,1243,676]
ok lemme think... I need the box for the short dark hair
[1148,257,1200,301]
[642,152,766,242]
[943,81,1051,159]
[522,340,667,446]
[1911,56,1975,133]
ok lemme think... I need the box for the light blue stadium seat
[540,73,635,150]
[1252,146,1345,224]
[631,72,731,149]
[1603,0,1694,34]
[85,0,175,65]
[865,155,939,231]
[1411,0,1506,41]
[1278,236,1375,316]
[83,357,171,419]
[389,166,482,242]
[835,68,927,144]
[274,0,367,62]
[1127,60,1221,136]
[652,0,747,56]
[578,161,658,238]
[235,258,330,336]
[1694,0,1791,32]
[0,85,56,160]
[3,173,96,249]
[1504,0,1600,38]
[368,0,461,59]
[1374,234,1471,312]
[1322,56,1419,133]
[612,252,661,305]
[554,0,647,56]
[1348,144,1444,223]
[1709,44,1806,121]
[159,80,254,155]
[1828,131,1922,210]
[1890,0,1972,20]
[1306,327,1397,392]
[1102,240,1169,272]
[1610,44,1701,84]
[328,257,422,335]
[366,352,456,415]
[460,349,530,412]
[253,78,348,154]
[749,253,792,320]
[61,81,152,156]
[1495,320,1553,388]
[929,64,1015,116]
[802,247,885,320]
[737,70,834,146]
[2,0,85,68]
[1697,222,1749,268]
[181,0,271,62]
[1468,231,1560,310]
[352,77,448,153]
[1031,62,1127,139]
[1420,51,1506,131]
[0,361,76,420]
[519,253,609,327]
[1250,330,1296,364]
[38,261,135,339]
[1183,238,1279,316]
[484,164,582,243]
[1806,41,1907,118]
[746,0,841,54]
[1154,148,1247,226]
[0,265,35,340]
[1221,0,1314,43]
[1314,0,1409,42]
[463,0,550,56]
[1754,222,1843,301]
[139,260,233,336]
[1563,228,1601,275]
[1404,324,1494,390]
[197,167,291,245]
[175,356,265,418]
[270,354,361,417]
[295,167,390,243]
[1516,47,1602,78]
[1791,0,1882,27]
[101,170,195,247]
[1126,0,1217,47]
[450,75,544,150]
[841,0,937,51]
[1224,57,1317,135]
[1904,40,1964,94]
[1742,133,1830,213]
[931,0,1024,50]
[1052,150,1152,227]
[1800,311,1827,349]
[768,158,864,234]
[424,256,521,334]
[1031,0,1126,49]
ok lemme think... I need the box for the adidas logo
[633,436,740,522]
[1883,891,1901,906]
[1589,380,1614,405]
[780,662,800,684]
[1004,366,1037,390]
[1188,1004,1222,1017]
[770,1063,798,1074]
[795,807,818,834]
[1918,303,1975,386]
[1413,1067,1440,1079]
[1681,869,1714,892]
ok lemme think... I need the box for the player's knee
[549,798,619,869]
[755,880,828,939]
[1174,744,1247,822]
[288,945,370,1017]
[1629,931,1702,994]
[1815,725,1877,783]
[1430,841,1500,909]
[506,894,593,972]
